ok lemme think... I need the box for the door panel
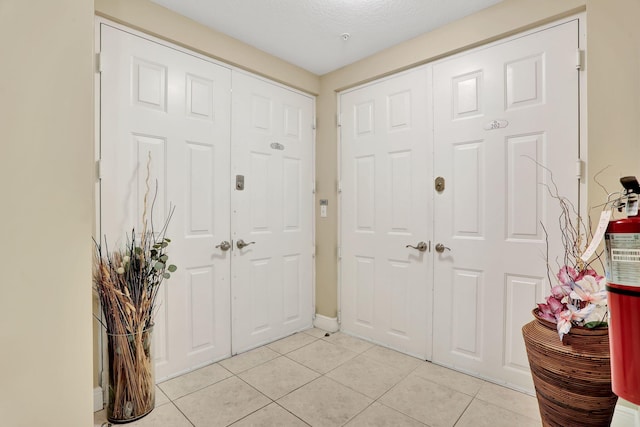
[100,24,232,380]
[432,20,579,391]
[231,72,314,354]
[340,68,433,359]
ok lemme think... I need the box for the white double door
[340,19,580,390]
[99,23,314,380]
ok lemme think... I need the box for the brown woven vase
[522,310,618,427]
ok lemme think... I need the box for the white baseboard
[94,387,104,412]
[313,314,339,332]
[612,403,640,427]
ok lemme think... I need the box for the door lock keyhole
[236,175,245,191]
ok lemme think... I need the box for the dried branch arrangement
[93,154,176,422]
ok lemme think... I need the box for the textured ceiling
[151,0,504,75]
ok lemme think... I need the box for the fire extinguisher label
[605,233,640,287]
[581,210,612,262]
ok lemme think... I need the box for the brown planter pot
[522,310,618,427]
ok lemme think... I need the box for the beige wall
[0,0,94,425]
[94,0,319,95]
[586,0,640,206]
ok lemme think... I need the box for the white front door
[100,24,232,380]
[339,67,433,359]
[432,20,580,390]
[230,72,315,354]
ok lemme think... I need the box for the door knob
[406,241,428,252]
[215,241,231,251]
[236,239,255,249]
[435,243,451,253]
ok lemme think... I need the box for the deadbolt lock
[236,175,245,191]
[435,177,445,192]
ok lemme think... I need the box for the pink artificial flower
[557,266,578,285]
[550,283,571,299]
[557,304,595,340]
[570,275,607,305]
[575,268,604,283]
[537,295,565,323]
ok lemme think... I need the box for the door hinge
[337,113,342,127]
[575,49,584,71]
[96,159,103,180]
[96,52,103,74]
[576,158,584,180]
[312,182,316,194]
[312,117,317,130]
[337,181,342,194]
[312,245,316,258]
[337,245,342,260]
[337,310,342,325]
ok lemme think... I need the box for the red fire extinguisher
[605,176,640,405]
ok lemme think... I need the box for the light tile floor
[94,328,542,427]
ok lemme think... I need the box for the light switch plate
[320,199,328,218]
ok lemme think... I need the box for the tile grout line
[219,347,281,376]
[341,399,377,426]
[277,334,377,425]
[270,401,313,427]
[168,400,197,427]
[468,395,542,424]
[281,332,416,426]
[222,332,332,426]
[159,366,235,402]
[221,334,327,426]
[225,374,277,426]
